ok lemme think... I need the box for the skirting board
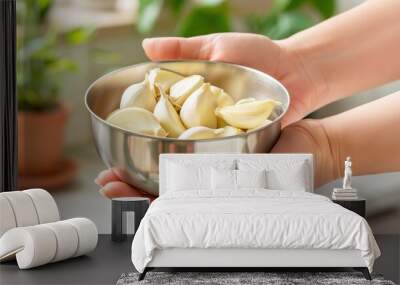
[148,248,366,268]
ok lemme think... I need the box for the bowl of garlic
[85,61,289,195]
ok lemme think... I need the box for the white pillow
[167,163,212,191]
[166,159,236,192]
[211,169,268,190]
[236,169,267,189]
[238,159,309,191]
[267,165,308,191]
[211,168,236,190]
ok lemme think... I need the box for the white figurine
[343,157,352,189]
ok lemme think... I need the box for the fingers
[142,35,215,61]
[94,169,119,187]
[281,106,304,128]
[99,181,155,201]
[95,169,156,201]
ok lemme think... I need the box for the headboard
[159,154,314,195]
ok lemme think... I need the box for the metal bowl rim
[84,60,290,142]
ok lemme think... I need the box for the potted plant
[17,0,93,189]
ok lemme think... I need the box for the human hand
[142,33,326,127]
[95,170,156,201]
[271,119,337,188]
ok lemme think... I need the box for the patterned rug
[117,271,395,285]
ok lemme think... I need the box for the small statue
[343,157,352,189]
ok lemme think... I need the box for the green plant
[247,0,335,39]
[17,0,94,111]
[137,0,335,39]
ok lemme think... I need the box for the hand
[142,33,326,126]
[95,170,156,201]
[271,119,337,188]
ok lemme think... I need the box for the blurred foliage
[248,0,336,39]
[137,0,335,39]
[17,0,95,111]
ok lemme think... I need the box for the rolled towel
[0,191,39,227]
[24,189,60,224]
[0,225,57,268]
[0,196,17,237]
[42,221,79,262]
[63,218,98,257]
[0,189,60,238]
[0,218,98,269]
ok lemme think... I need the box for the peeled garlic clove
[147,68,184,93]
[215,99,280,129]
[217,126,244,137]
[106,107,167,137]
[153,88,186,138]
[236,97,256,105]
[217,117,228,128]
[120,80,156,111]
[169,75,204,107]
[247,119,273,132]
[178,126,223,140]
[209,85,234,127]
[180,83,218,129]
[210,85,234,107]
[217,91,234,107]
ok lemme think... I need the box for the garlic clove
[210,85,234,107]
[178,126,223,140]
[106,107,167,137]
[215,99,280,129]
[210,85,234,127]
[217,91,234,107]
[235,97,256,105]
[169,75,204,107]
[120,80,156,111]
[147,68,184,93]
[180,83,218,129]
[217,117,228,128]
[247,119,273,132]
[217,126,244,137]
[153,87,186,138]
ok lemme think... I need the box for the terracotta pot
[18,103,69,176]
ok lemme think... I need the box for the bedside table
[112,197,150,242]
[332,198,366,218]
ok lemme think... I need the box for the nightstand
[111,197,150,242]
[332,198,366,218]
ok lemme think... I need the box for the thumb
[142,36,215,61]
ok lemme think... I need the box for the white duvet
[131,190,380,272]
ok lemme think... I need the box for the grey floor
[0,235,398,285]
[0,235,133,285]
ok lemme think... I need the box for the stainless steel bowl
[85,61,290,196]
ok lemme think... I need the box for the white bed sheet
[131,190,380,273]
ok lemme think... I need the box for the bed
[131,154,380,281]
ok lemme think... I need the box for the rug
[116,271,395,285]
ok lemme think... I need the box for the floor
[0,235,398,285]
[0,235,133,285]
